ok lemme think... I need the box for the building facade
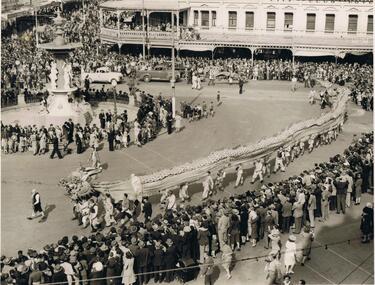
[99,0,373,57]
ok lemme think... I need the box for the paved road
[1,80,373,284]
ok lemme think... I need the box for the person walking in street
[284,235,297,274]
[334,175,348,214]
[27,189,45,221]
[235,165,244,188]
[50,132,63,159]
[300,226,314,266]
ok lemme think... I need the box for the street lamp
[111,80,118,124]
[171,10,176,118]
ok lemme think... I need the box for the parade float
[62,81,347,201]
[59,81,350,201]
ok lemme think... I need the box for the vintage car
[214,71,247,84]
[81,67,123,85]
[137,65,180,82]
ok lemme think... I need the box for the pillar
[176,11,180,38]
[250,47,256,65]
[292,49,295,70]
[117,10,120,39]
[99,8,103,28]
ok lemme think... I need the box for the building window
[348,14,358,34]
[306,13,316,31]
[228,11,237,28]
[267,12,276,30]
[212,11,216,27]
[245,12,254,30]
[325,14,335,33]
[193,10,198,26]
[201,11,209,27]
[284,12,293,31]
[367,15,373,34]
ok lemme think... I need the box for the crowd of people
[2,84,219,155]
[1,131,373,284]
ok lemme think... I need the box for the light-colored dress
[40,134,47,150]
[122,257,136,285]
[284,240,296,267]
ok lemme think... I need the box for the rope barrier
[39,236,369,285]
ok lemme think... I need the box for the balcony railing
[101,28,180,41]
[100,27,372,48]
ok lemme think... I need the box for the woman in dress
[122,251,136,285]
[39,131,47,155]
[354,173,363,205]
[221,242,233,279]
[249,206,258,247]
[284,235,297,274]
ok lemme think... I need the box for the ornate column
[117,10,120,39]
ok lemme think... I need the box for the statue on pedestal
[63,62,72,89]
[49,61,58,90]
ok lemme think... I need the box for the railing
[1,97,18,108]
[100,27,372,49]
[101,28,180,41]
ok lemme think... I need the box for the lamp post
[142,0,146,58]
[171,11,176,118]
[35,8,39,47]
[112,80,118,124]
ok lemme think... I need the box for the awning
[179,44,214,52]
[294,49,346,58]
[101,0,190,11]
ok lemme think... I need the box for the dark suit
[50,136,62,159]
[164,245,178,282]
[135,247,151,284]
[153,248,165,282]
[75,133,83,154]
[108,130,115,151]
[99,113,106,129]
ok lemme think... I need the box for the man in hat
[202,171,214,199]
[200,251,214,285]
[28,189,45,221]
[235,165,244,188]
[134,240,151,284]
[218,209,230,249]
[153,240,165,283]
[98,110,106,129]
[164,238,178,282]
[251,159,264,184]
[334,175,348,214]
[300,226,314,266]
[50,132,63,159]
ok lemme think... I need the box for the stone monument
[38,10,93,126]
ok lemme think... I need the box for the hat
[111,240,118,247]
[100,244,108,252]
[16,264,29,274]
[166,239,173,246]
[130,225,138,234]
[271,229,280,236]
[3,257,13,265]
[92,261,103,272]
[131,237,137,245]
[183,226,191,233]
[288,235,296,242]
[54,264,64,272]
